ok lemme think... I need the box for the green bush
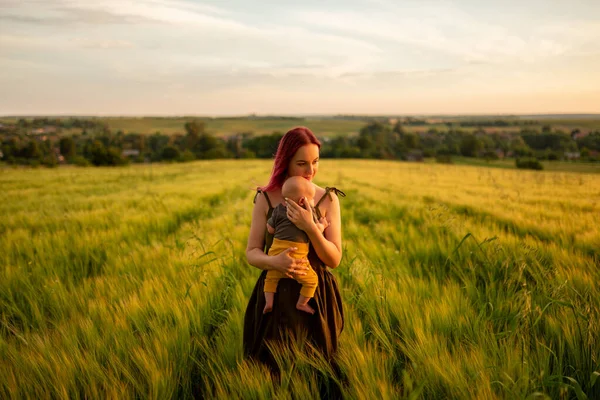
[178,150,196,162]
[201,147,233,159]
[235,149,256,159]
[483,150,499,161]
[70,156,91,167]
[161,145,180,161]
[27,159,41,168]
[41,155,58,168]
[516,158,543,170]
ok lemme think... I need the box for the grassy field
[1,160,599,399]
[97,117,367,137]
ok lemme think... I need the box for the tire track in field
[1,185,254,338]
[27,185,252,284]
[344,177,598,262]
[433,200,599,260]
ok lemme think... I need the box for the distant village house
[564,151,581,160]
[122,149,140,157]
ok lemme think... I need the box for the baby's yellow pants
[264,238,318,298]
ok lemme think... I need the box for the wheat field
[1,160,599,399]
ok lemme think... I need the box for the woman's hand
[315,216,330,233]
[285,197,316,234]
[271,247,309,278]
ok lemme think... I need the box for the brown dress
[243,187,346,370]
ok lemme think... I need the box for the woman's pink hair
[260,126,321,192]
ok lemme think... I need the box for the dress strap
[253,188,274,211]
[315,186,346,209]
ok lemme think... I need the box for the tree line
[1,119,599,167]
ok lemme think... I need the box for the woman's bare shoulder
[252,191,269,215]
[261,189,284,209]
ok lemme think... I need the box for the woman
[243,126,345,373]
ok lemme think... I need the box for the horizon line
[2,112,600,119]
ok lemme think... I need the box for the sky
[1,0,599,116]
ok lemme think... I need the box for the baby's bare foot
[296,303,315,314]
[264,292,275,314]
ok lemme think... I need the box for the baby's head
[282,176,315,206]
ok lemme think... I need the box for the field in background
[1,160,599,398]
[99,117,366,137]
[87,116,600,136]
[4,115,599,137]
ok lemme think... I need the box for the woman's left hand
[285,197,315,233]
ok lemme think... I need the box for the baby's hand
[315,217,329,233]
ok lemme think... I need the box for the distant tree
[105,147,128,166]
[477,135,495,150]
[576,132,600,151]
[21,140,42,159]
[87,140,108,166]
[161,145,180,161]
[403,133,419,149]
[356,135,374,154]
[521,132,576,151]
[184,120,205,136]
[147,132,170,159]
[244,132,283,158]
[1,137,19,161]
[195,132,220,156]
[226,134,244,158]
[392,121,406,137]
[42,154,58,168]
[358,121,394,158]
[87,140,127,166]
[178,150,196,162]
[459,135,482,157]
[184,120,205,149]
[203,147,233,159]
[59,137,76,160]
[510,137,533,157]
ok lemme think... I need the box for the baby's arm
[267,207,277,235]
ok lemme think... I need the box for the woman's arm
[246,193,310,276]
[285,194,342,268]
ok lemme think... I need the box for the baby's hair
[282,176,315,203]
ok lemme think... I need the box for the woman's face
[288,144,319,182]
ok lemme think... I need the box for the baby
[263,176,325,314]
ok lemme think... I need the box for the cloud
[0,4,158,25]
[72,38,135,49]
[54,0,240,28]
[291,2,598,66]
[0,0,230,27]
